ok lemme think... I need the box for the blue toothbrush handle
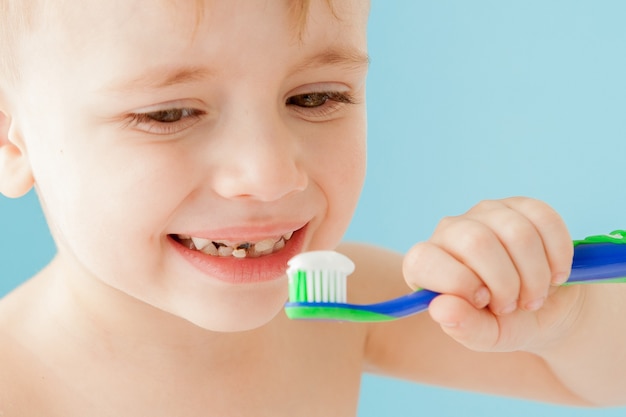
[285,238,626,322]
[367,241,626,318]
[354,289,440,319]
[569,242,626,282]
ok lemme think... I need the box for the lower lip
[169,227,306,284]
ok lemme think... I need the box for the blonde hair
[0,0,321,87]
[0,0,39,86]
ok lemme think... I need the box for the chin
[192,310,281,333]
[176,280,289,333]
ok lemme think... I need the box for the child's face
[9,0,369,331]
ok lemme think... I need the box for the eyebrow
[293,48,371,73]
[102,66,214,93]
[102,48,369,94]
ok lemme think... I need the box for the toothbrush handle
[569,242,626,283]
[285,239,626,322]
[375,241,626,318]
[365,289,439,319]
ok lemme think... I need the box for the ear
[0,97,34,198]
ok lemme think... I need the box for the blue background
[351,1,626,416]
[1,1,626,416]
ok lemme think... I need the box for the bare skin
[0,256,365,416]
[0,242,590,416]
[2,1,626,415]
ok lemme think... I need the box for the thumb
[428,294,502,352]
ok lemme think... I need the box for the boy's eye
[285,91,356,120]
[286,91,354,108]
[146,108,194,123]
[124,107,205,135]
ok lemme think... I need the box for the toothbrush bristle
[286,251,355,304]
[288,268,348,303]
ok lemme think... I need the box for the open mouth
[170,231,295,259]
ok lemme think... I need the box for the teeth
[201,243,218,256]
[217,245,234,257]
[273,239,285,251]
[175,230,296,258]
[254,239,275,253]
[191,237,211,251]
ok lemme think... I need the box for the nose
[208,112,308,202]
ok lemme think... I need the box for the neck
[40,254,281,368]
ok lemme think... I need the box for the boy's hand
[402,197,576,352]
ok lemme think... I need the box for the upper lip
[171,222,308,242]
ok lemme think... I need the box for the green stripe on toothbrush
[573,230,626,246]
[289,269,308,302]
[561,276,626,286]
[284,305,395,322]
[286,266,394,321]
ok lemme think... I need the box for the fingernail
[552,273,569,286]
[524,297,545,312]
[499,301,517,315]
[474,287,490,307]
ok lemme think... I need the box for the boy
[0,0,624,415]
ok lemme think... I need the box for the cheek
[331,113,367,204]
[45,154,195,299]
[29,125,193,271]
[337,132,367,222]
[306,116,367,250]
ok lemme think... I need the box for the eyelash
[124,108,205,135]
[286,91,356,118]
[124,91,355,135]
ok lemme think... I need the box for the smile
[171,232,294,259]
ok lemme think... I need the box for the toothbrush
[284,230,626,322]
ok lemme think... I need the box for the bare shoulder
[0,276,57,415]
[0,271,50,332]
[336,241,409,302]
[0,328,38,415]
[336,242,447,377]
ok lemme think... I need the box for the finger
[430,217,521,315]
[501,197,573,285]
[428,294,500,351]
[430,294,546,352]
[403,241,491,309]
[464,201,552,312]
